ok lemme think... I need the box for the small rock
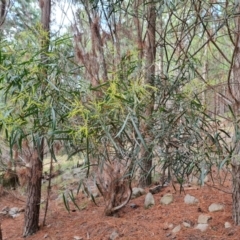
[225,222,232,228]
[109,230,119,240]
[129,203,138,209]
[12,213,20,218]
[73,236,83,240]
[163,223,169,230]
[184,194,199,204]
[144,192,155,209]
[195,223,208,232]
[160,194,173,205]
[132,187,145,199]
[43,234,48,239]
[168,223,174,229]
[9,207,19,216]
[163,223,173,230]
[182,221,191,228]
[139,188,146,195]
[166,233,171,237]
[208,203,224,212]
[172,225,181,233]
[198,214,212,224]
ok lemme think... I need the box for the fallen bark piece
[149,185,163,194]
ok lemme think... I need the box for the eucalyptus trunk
[139,2,156,187]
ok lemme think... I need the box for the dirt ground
[1,172,240,240]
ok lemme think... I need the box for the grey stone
[109,230,119,240]
[129,203,138,209]
[132,187,145,199]
[73,236,83,240]
[198,214,212,224]
[195,224,208,232]
[160,194,173,205]
[184,194,199,204]
[144,192,155,209]
[225,222,232,228]
[9,207,19,216]
[163,223,174,230]
[168,223,174,229]
[208,203,224,212]
[182,222,191,228]
[139,188,146,195]
[172,225,181,233]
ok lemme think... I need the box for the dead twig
[204,182,232,194]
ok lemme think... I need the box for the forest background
[1,0,240,237]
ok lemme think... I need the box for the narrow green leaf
[51,107,56,130]
[62,193,70,213]
[68,190,81,211]
[115,113,130,138]
[130,116,147,150]
[90,194,98,206]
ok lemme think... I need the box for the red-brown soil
[1,174,240,240]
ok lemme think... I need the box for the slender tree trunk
[42,156,53,226]
[0,2,8,237]
[0,223,2,240]
[133,0,144,60]
[23,147,44,237]
[139,2,156,187]
[202,38,208,105]
[0,0,7,28]
[23,0,51,236]
[231,0,240,226]
[232,154,240,224]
